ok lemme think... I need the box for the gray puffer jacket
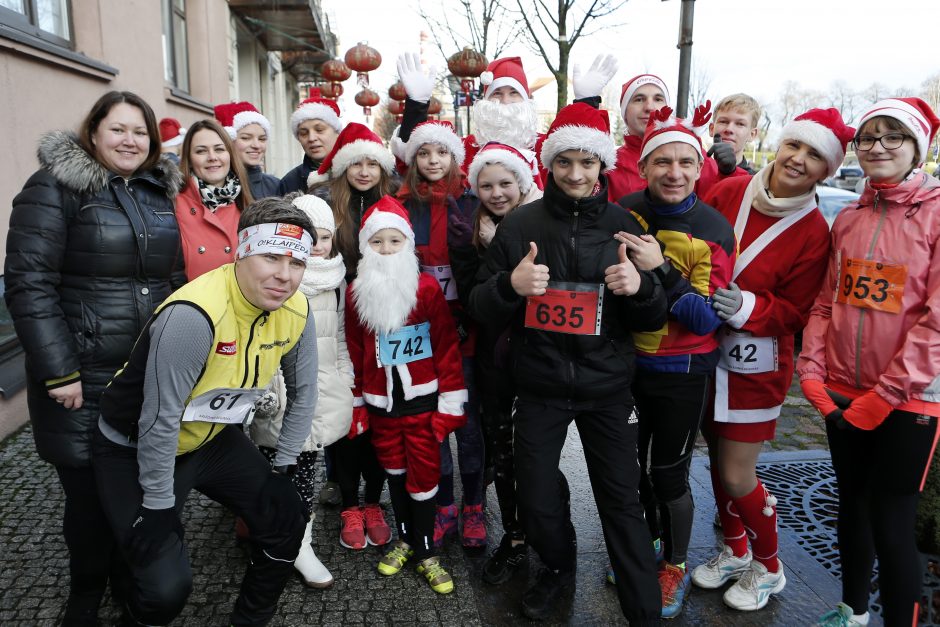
[5,131,185,467]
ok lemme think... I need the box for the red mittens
[348,406,369,439]
[843,390,894,431]
[800,379,839,417]
[431,412,467,443]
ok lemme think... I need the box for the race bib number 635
[524,282,603,336]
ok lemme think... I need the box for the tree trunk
[556,41,570,113]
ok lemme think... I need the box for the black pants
[480,392,522,536]
[329,434,386,508]
[513,398,661,625]
[55,465,128,622]
[92,425,305,626]
[827,410,938,627]
[634,371,709,566]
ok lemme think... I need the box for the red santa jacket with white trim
[345,272,467,417]
[702,176,830,421]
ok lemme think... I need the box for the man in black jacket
[468,103,665,625]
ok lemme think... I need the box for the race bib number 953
[836,255,906,314]
[524,282,603,336]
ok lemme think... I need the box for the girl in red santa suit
[694,108,853,611]
[345,196,467,594]
[397,120,487,549]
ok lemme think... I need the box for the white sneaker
[722,559,786,611]
[295,520,334,588]
[817,603,871,626]
[691,545,751,589]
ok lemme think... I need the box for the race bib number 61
[524,282,603,336]
[836,255,907,314]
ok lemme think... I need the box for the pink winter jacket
[797,171,940,416]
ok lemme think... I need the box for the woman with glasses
[798,98,940,627]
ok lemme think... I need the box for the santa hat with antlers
[639,101,713,161]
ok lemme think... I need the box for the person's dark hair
[180,118,254,210]
[331,168,396,269]
[78,90,161,173]
[238,196,314,236]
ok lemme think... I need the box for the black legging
[481,392,522,536]
[634,370,710,566]
[827,410,938,627]
[328,433,385,508]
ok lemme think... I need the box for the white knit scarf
[299,253,346,298]
[748,161,818,217]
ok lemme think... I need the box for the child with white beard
[345,196,467,594]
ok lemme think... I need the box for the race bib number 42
[378,322,433,366]
[182,387,263,425]
[524,282,603,336]
[836,255,907,314]
[719,330,777,374]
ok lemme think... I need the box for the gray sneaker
[318,481,341,506]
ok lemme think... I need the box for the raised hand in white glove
[712,282,744,320]
[397,52,435,103]
[572,54,619,100]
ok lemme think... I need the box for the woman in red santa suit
[693,108,853,611]
[345,196,467,594]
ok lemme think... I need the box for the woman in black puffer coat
[4,91,185,625]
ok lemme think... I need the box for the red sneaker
[461,504,486,548]
[340,506,366,550]
[363,503,391,546]
[433,504,459,548]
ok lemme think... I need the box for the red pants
[370,411,440,498]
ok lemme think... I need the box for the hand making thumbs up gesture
[511,242,551,297]
[605,243,643,296]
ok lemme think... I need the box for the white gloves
[397,53,436,103]
[572,54,619,100]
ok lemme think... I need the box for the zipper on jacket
[565,205,581,402]
[123,178,150,254]
[240,311,269,388]
[854,192,887,388]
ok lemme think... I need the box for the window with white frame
[0,0,72,47]
[161,0,189,92]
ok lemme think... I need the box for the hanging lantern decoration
[318,82,343,99]
[320,59,351,95]
[345,42,382,88]
[447,46,487,94]
[355,88,380,116]
[427,97,442,116]
[387,99,405,122]
[388,81,408,102]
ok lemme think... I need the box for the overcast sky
[323,0,938,125]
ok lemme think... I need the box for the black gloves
[707,134,738,176]
[125,505,183,563]
[447,209,474,249]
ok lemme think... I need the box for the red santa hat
[857,97,939,166]
[358,196,415,253]
[290,89,343,136]
[639,102,712,161]
[308,122,395,187]
[159,118,186,148]
[780,108,856,177]
[467,142,534,196]
[619,74,670,121]
[479,57,531,100]
[214,101,272,140]
[539,102,617,172]
[404,120,465,166]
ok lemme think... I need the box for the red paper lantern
[320,59,351,83]
[388,81,407,102]
[345,42,381,87]
[318,82,343,99]
[447,47,487,79]
[355,88,381,116]
[427,97,442,115]
[387,99,405,116]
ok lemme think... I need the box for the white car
[817,186,860,227]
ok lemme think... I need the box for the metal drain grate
[756,459,939,625]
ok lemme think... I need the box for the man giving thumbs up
[468,102,667,624]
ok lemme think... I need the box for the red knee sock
[732,481,779,572]
[709,464,748,557]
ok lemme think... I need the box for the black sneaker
[482,533,527,585]
[521,568,575,621]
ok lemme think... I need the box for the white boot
[295,519,333,588]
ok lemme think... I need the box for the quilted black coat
[4,131,185,467]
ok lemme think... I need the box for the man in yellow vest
[94,196,319,626]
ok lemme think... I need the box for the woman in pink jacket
[798,98,940,627]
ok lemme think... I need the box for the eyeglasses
[852,133,909,151]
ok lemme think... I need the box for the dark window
[0,277,26,398]
[161,0,189,92]
[0,0,72,48]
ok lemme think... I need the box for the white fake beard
[473,99,539,150]
[352,246,420,335]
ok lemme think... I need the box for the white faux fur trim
[330,139,395,177]
[539,125,617,173]
[389,125,406,162]
[291,103,342,136]
[437,390,468,416]
[386,467,407,475]
[405,125,465,166]
[410,485,439,501]
[640,130,704,161]
[725,290,755,330]
[232,111,272,137]
[484,76,528,100]
[352,396,364,407]
[307,170,330,188]
[358,214,415,251]
[860,99,931,164]
[620,75,669,121]
[780,119,846,178]
[468,148,534,195]
[161,131,185,148]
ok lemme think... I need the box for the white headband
[236,222,313,263]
